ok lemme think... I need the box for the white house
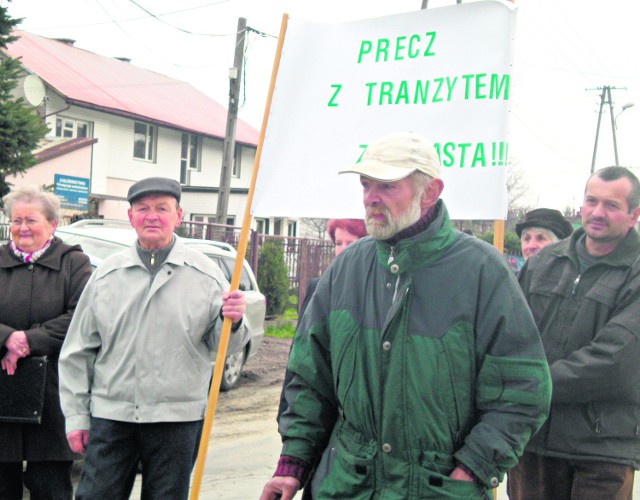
[2,30,297,236]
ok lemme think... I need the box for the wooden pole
[216,17,247,225]
[493,219,505,254]
[189,13,290,499]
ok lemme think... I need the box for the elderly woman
[0,186,92,499]
[516,208,574,260]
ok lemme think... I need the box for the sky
[2,0,638,215]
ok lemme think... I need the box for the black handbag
[0,356,48,424]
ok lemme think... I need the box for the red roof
[35,137,98,162]
[5,31,259,146]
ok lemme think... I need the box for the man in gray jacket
[510,166,640,499]
[59,177,248,500]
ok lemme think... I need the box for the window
[191,214,216,239]
[287,221,297,237]
[55,117,92,138]
[232,145,242,178]
[180,133,201,184]
[255,218,269,235]
[192,214,216,225]
[190,214,235,240]
[133,122,157,162]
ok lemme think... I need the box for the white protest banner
[252,1,517,220]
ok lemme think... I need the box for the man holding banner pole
[260,131,551,499]
[58,177,248,500]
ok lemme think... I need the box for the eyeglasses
[10,218,43,227]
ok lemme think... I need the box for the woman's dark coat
[0,237,92,461]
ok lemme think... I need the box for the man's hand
[259,476,301,500]
[222,290,246,323]
[67,430,90,455]
[449,465,475,482]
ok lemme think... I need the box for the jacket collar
[552,226,640,268]
[375,200,457,273]
[0,237,72,271]
[124,235,188,268]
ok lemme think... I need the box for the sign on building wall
[252,1,516,220]
[54,174,89,210]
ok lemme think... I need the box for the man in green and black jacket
[510,166,640,500]
[260,132,552,500]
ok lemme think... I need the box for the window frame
[55,116,93,139]
[180,133,202,184]
[133,122,157,162]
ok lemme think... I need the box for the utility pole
[590,85,625,173]
[216,17,246,225]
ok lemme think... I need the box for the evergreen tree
[257,240,290,317]
[0,6,49,204]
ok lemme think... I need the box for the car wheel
[220,349,246,391]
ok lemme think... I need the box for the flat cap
[515,208,573,239]
[127,177,181,204]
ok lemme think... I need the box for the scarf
[10,235,54,263]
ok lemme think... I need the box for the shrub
[479,230,522,254]
[257,240,290,316]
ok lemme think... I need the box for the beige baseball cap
[339,131,441,181]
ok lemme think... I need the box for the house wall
[22,85,292,236]
[5,141,94,222]
[6,144,91,188]
[39,97,267,231]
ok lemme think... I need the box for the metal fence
[177,220,336,305]
[0,220,336,301]
[1,218,525,303]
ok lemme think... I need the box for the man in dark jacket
[260,131,552,500]
[509,166,640,500]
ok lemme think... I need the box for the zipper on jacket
[150,250,156,267]
[392,276,402,302]
[572,274,581,295]
[387,245,396,265]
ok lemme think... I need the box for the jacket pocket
[583,402,640,439]
[417,466,487,499]
[317,426,377,499]
[547,403,640,460]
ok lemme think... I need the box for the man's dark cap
[127,177,181,204]
[515,208,573,239]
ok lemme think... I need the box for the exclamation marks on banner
[492,142,508,166]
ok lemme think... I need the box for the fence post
[298,239,310,312]
[249,229,260,275]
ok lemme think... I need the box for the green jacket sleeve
[278,271,339,465]
[455,258,551,487]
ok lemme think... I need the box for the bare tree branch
[300,218,328,239]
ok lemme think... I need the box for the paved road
[23,382,640,499]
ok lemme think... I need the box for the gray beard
[366,196,422,240]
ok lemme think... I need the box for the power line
[127,0,236,37]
